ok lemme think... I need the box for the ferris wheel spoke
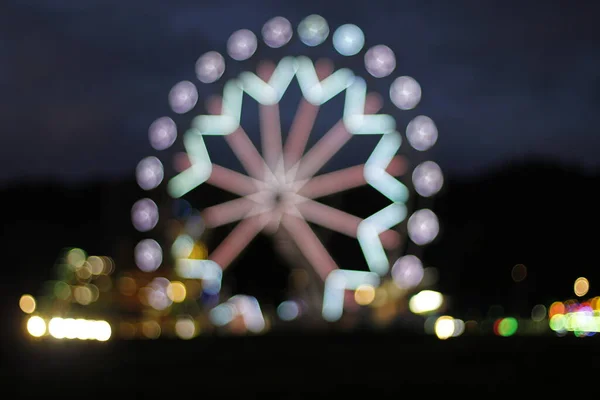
[259,104,284,171]
[209,215,268,271]
[283,99,320,169]
[206,164,262,196]
[281,214,339,281]
[294,198,400,250]
[291,120,352,181]
[297,155,407,199]
[225,126,269,181]
[291,94,383,182]
[201,196,261,229]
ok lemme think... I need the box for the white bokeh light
[135,239,163,272]
[364,45,396,78]
[277,300,300,321]
[391,255,424,289]
[148,279,172,310]
[332,24,365,56]
[262,16,293,48]
[195,51,225,84]
[136,156,164,191]
[131,198,159,232]
[148,117,177,151]
[406,115,438,151]
[169,81,198,114]
[390,76,422,110]
[412,161,444,197]
[298,14,329,47]
[227,29,258,61]
[407,209,440,246]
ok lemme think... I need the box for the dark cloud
[1,0,599,183]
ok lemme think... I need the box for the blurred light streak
[322,269,380,321]
[206,164,261,196]
[201,196,259,228]
[210,295,265,333]
[409,290,443,314]
[364,132,409,203]
[343,79,395,135]
[47,317,111,341]
[259,102,284,170]
[176,259,222,285]
[281,214,339,280]
[209,215,268,270]
[294,198,400,249]
[358,202,407,275]
[297,156,406,199]
[283,99,320,169]
[224,126,270,181]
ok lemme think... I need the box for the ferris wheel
[131,14,443,331]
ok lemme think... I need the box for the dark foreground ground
[3,330,597,397]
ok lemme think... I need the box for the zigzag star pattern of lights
[133,15,443,324]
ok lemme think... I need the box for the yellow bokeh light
[371,287,388,307]
[76,263,92,280]
[574,277,589,297]
[354,284,376,306]
[434,316,455,340]
[74,286,93,305]
[118,276,137,296]
[189,242,208,260]
[87,256,105,275]
[48,317,111,341]
[167,281,187,303]
[409,290,444,314]
[67,248,87,269]
[142,321,161,339]
[175,318,196,339]
[19,294,36,314]
[27,316,46,337]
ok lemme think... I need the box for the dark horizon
[4,159,597,324]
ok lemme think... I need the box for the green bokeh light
[498,317,518,337]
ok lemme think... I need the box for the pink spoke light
[281,214,339,280]
[202,196,259,228]
[295,198,400,249]
[298,155,407,199]
[207,164,261,196]
[209,215,268,270]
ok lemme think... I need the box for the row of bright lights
[27,316,111,341]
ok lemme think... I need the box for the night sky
[1,0,599,185]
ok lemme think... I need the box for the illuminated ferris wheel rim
[132,14,444,324]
